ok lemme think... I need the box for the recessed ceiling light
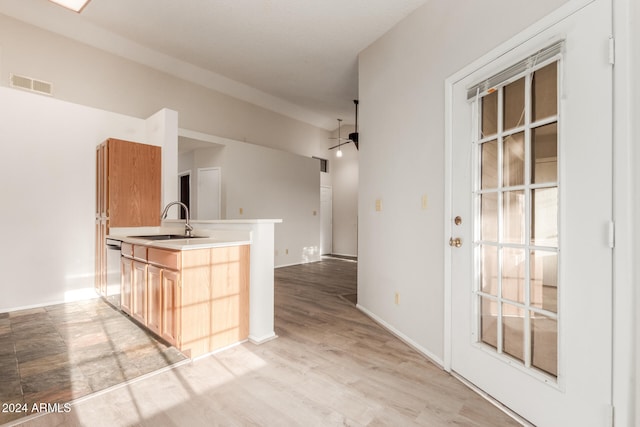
[48,0,91,13]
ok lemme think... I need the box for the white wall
[0,87,150,311]
[147,108,179,206]
[327,124,358,257]
[0,13,331,158]
[179,131,321,267]
[357,0,570,362]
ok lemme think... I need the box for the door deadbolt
[449,237,462,248]
[454,216,462,225]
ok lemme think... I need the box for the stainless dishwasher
[105,238,122,308]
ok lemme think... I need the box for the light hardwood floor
[12,259,520,426]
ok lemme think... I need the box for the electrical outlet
[375,199,382,212]
[313,210,317,216]
[285,249,289,255]
[394,292,400,305]
[422,194,428,210]
[239,207,243,215]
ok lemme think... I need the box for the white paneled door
[320,186,333,255]
[197,167,221,220]
[447,1,612,425]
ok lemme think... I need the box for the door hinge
[605,404,614,427]
[608,221,615,248]
[608,36,615,65]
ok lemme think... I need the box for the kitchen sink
[128,234,208,241]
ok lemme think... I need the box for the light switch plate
[375,199,382,212]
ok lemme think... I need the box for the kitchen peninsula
[108,220,281,358]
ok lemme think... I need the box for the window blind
[466,40,564,101]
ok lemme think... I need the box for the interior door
[320,186,333,255]
[449,1,612,425]
[197,167,221,220]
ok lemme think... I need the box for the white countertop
[108,228,252,251]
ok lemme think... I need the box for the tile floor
[0,299,186,425]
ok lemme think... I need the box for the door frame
[443,0,599,373]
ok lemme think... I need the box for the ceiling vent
[10,73,53,96]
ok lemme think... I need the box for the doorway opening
[178,171,191,220]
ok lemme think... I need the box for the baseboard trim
[275,259,322,269]
[322,254,357,262]
[329,252,358,258]
[0,291,100,314]
[356,303,445,368]
[248,332,278,345]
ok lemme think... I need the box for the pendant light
[336,119,343,158]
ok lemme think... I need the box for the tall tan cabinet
[95,138,162,295]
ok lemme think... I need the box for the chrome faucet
[161,201,194,237]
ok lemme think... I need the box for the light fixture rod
[336,119,343,157]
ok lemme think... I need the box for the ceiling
[0,0,428,129]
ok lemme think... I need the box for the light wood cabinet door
[132,260,147,324]
[146,265,162,335]
[161,269,180,347]
[107,138,161,227]
[120,256,133,314]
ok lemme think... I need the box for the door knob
[449,237,462,248]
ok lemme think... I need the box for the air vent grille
[9,73,53,96]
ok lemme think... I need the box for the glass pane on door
[503,132,525,187]
[503,303,525,362]
[476,61,559,379]
[531,123,558,183]
[503,78,525,130]
[481,193,498,241]
[480,297,498,349]
[480,245,498,295]
[502,248,525,303]
[531,311,558,376]
[482,91,498,137]
[503,190,525,244]
[532,62,558,122]
[532,188,558,247]
[481,140,498,189]
[530,251,558,313]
